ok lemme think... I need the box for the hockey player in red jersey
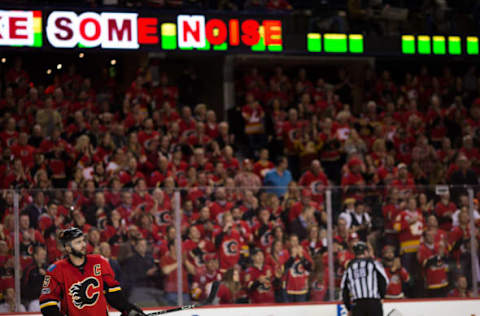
[39,227,146,316]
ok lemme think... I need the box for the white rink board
[2,299,479,316]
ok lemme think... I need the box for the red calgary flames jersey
[39,255,121,316]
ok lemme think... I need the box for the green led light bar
[467,36,479,55]
[307,33,321,52]
[349,34,364,53]
[213,42,228,51]
[268,43,283,52]
[433,36,446,55]
[324,33,347,53]
[402,35,415,54]
[251,26,266,51]
[418,35,431,54]
[161,23,177,50]
[33,11,43,47]
[448,36,461,55]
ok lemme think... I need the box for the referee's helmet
[352,241,368,256]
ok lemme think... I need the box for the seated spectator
[425,215,447,244]
[245,248,275,303]
[209,187,234,224]
[418,230,449,297]
[11,132,35,169]
[23,191,47,229]
[191,254,221,302]
[339,199,371,241]
[21,245,47,311]
[298,160,329,204]
[341,157,366,199]
[394,197,424,293]
[309,254,327,302]
[234,159,262,193]
[434,192,456,231]
[216,268,247,304]
[253,148,274,180]
[0,117,18,148]
[265,239,289,302]
[333,217,349,248]
[382,245,410,299]
[242,99,266,157]
[284,234,312,302]
[214,212,242,272]
[86,227,102,254]
[252,208,274,250]
[448,210,474,277]
[391,163,415,195]
[35,96,62,139]
[122,238,163,307]
[183,225,215,269]
[214,121,235,150]
[288,189,319,223]
[264,156,292,197]
[448,155,478,200]
[19,212,45,256]
[38,202,61,233]
[160,240,195,306]
[418,192,434,218]
[383,189,400,243]
[301,225,325,257]
[84,192,112,227]
[448,275,474,298]
[99,242,123,285]
[289,206,316,241]
[0,288,26,313]
[452,202,480,228]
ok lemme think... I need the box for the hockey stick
[386,308,403,316]
[148,281,220,316]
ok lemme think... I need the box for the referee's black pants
[351,299,383,316]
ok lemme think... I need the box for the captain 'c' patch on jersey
[94,264,101,276]
[68,277,101,309]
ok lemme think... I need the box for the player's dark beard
[70,247,85,258]
[68,244,86,259]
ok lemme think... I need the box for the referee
[341,242,389,316]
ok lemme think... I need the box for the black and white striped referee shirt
[341,258,389,307]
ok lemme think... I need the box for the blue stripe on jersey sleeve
[47,264,57,272]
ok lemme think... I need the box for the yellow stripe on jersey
[108,286,122,292]
[40,301,59,309]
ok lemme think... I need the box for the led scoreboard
[0,9,283,52]
[1,7,480,57]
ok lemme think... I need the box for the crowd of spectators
[0,55,480,311]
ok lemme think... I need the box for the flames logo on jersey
[310,181,325,195]
[260,230,273,247]
[68,277,100,309]
[155,210,172,226]
[289,261,309,277]
[223,240,238,256]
